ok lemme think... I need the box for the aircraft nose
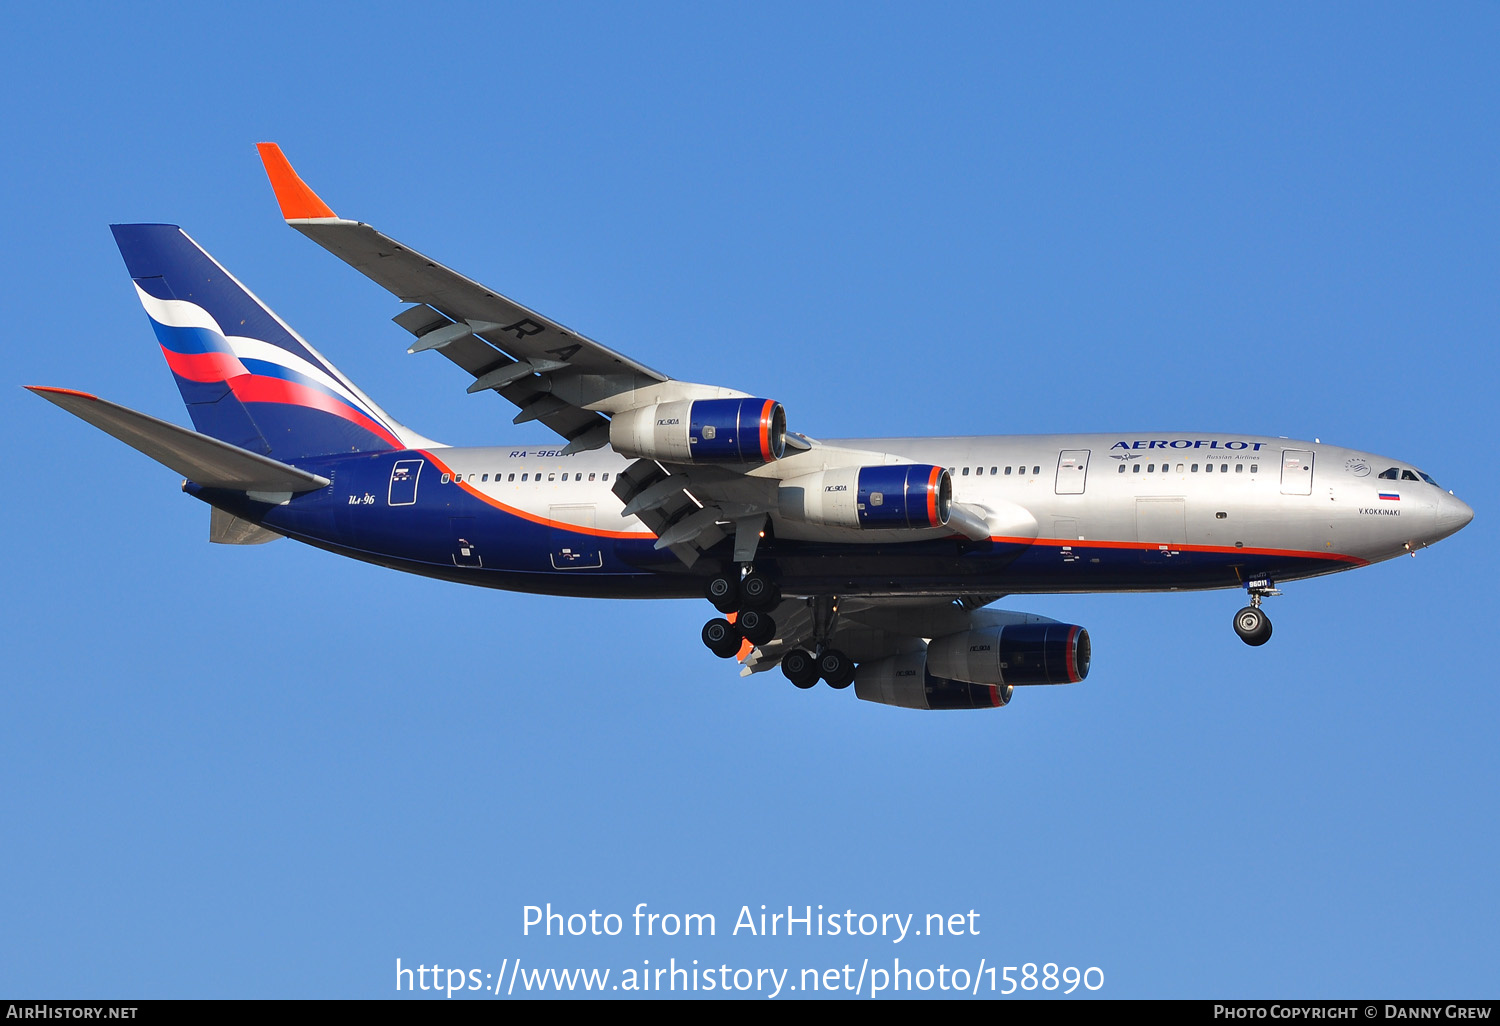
[1433,492,1474,542]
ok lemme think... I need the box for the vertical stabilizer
[111,223,427,458]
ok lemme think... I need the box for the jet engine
[853,651,1013,710]
[926,623,1090,687]
[610,397,786,464]
[778,464,952,530]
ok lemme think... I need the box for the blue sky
[3,2,1496,999]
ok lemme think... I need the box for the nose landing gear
[1233,605,1272,646]
[1233,578,1280,647]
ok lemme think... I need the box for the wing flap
[389,303,614,450]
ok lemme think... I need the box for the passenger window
[588,472,596,481]
[508,473,515,482]
[1132,464,1141,474]
[548,473,555,481]
[976,467,983,476]
[1147,464,1155,472]
[990,466,997,475]
[601,473,609,482]
[1005,467,1012,475]
[482,473,489,482]
[1033,466,1040,475]
[441,473,450,483]
[962,467,969,476]
[1118,464,1126,474]
[521,473,528,482]
[1235,464,1243,473]
[1250,465,1257,474]
[1176,463,1184,472]
[1219,464,1228,473]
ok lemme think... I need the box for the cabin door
[1055,450,1090,495]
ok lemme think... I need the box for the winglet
[256,142,338,220]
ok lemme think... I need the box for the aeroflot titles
[1112,440,1268,451]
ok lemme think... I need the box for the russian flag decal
[1379,492,1400,501]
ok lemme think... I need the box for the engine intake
[610,398,786,465]
[926,623,1090,687]
[853,651,1013,711]
[779,464,952,530]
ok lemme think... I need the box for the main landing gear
[1233,579,1280,647]
[699,574,857,690]
[781,594,855,690]
[780,647,855,690]
[700,568,782,661]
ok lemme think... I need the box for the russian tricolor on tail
[110,223,433,459]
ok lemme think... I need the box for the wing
[258,143,704,455]
[256,144,996,568]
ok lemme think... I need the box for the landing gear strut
[1233,579,1279,647]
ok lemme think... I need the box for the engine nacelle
[926,623,1090,687]
[778,464,952,530]
[853,651,1013,711]
[610,397,786,464]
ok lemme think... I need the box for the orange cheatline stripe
[420,450,655,540]
[256,143,337,220]
[988,534,1367,566]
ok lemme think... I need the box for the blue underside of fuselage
[189,450,1352,601]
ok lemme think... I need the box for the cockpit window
[1378,465,1440,486]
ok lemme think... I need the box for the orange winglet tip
[256,143,338,220]
[27,386,98,401]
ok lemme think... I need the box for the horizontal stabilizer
[28,387,331,492]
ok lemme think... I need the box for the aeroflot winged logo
[1111,439,1268,451]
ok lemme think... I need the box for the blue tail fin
[111,223,419,458]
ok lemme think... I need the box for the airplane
[28,144,1474,710]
